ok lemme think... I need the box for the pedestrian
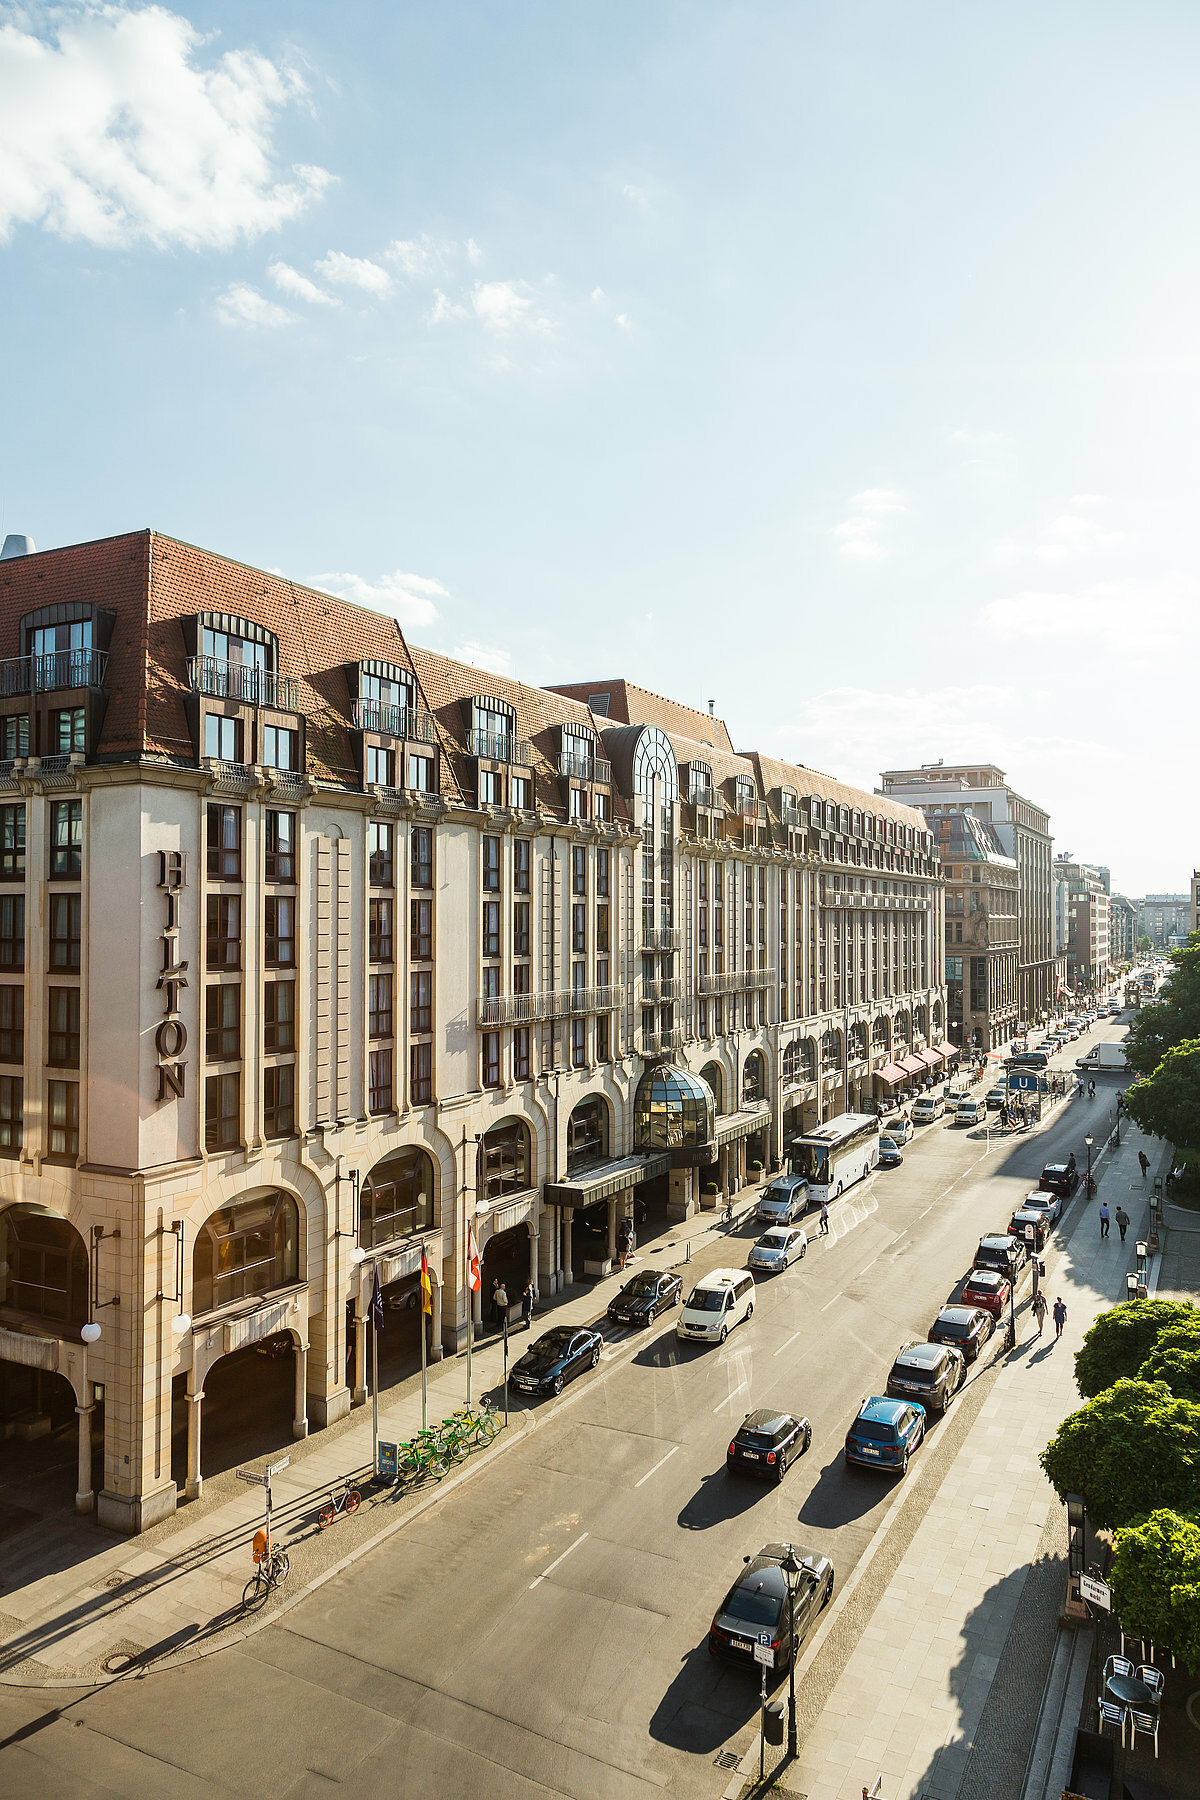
[1076,1079,1084,1100]
[521,1279,535,1330]
[616,1218,632,1270]
[1138,1150,1150,1179]
[1115,1206,1129,1244]
[819,1200,829,1237]
[1099,1201,1110,1239]
[1088,1080,1096,1100]
[1052,1296,1067,1340]
[493,1278,509,1330]
[1032,1291,1048,1336]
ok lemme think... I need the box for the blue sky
[1,1,1195,894]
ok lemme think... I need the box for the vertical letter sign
[155,851,188,1100]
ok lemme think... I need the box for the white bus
[788,1112,880,1205]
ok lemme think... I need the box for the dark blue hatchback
[844,1395,926,1475]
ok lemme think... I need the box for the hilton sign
[155,851,189,1101]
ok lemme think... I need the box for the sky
[0,0,1196,896]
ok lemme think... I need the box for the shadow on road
[677,1468,765,1532]
[796,1455,893,1530]
[648,1646,762,1753]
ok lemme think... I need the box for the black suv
[709,1542,834,1675]
[1040,1157,1079,1197]
[885,1342,965,1416]
[727,1409,812,1482]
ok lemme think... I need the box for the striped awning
[899,1055,926,1075]
[918,1047,943,1068]
[936,1040,957,1058]
[875,1062,906,1084]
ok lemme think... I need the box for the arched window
[893,1009,911,1046]
[360,1148,435,1249]
[633,1066,714,1151]
[482,1119,531,1202]
[781,1040,815,1085]
[700,1061,724,1111]
[820,1028,841,1069]
[193,1190,299,1315]
[872,1017,889,1050]
[567,1098,608,1174]
[742,1051,766,1104]
[851,1022,868,1059]
[933,999,944,1031]
[0,1205,88,1331]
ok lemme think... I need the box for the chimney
[0,534,36,560]
[707,699,715,715]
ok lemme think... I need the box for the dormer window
[351,661,415,736]
[469,696,521,763]
[188,613,293,710]
[689,763,714,806]
[561,723,595,781]
[735,777,756,816]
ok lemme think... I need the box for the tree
[1137,934,1154,955]
[1074,1298,1196,1398]
[1139,1314,1200,1402]
[1040,1378,1200,1528]
[1110,1509,1200,1668]
[1123,933,1200,1076]
[1122,1039,1200,1166]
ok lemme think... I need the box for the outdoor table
[1105,1672,1159,1711]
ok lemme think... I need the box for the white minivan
[955,1096,986,1126]
[676,1269,755,1345]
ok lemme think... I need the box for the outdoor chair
[1137,1665,1164,1700]
[1129,1710,1159,1758]
[1104,1654,1134,1681]
[1097,1698,1127,1745]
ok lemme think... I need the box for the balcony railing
[0,648,109,696]
[468,729,533,765]
[640,1026,684,1059]
[698,966,776,996]
[475,983,622,1029]
[739,798,766,824]
[642,925,681,952]
[188,656,299,712]
[640,977,677,1004]
[688,784,720,811]
[207,760,258,792]
[352,697,439,744]
[559,748,612,784]
[782,804,803,829]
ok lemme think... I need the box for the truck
[1075,1042,1128,1072]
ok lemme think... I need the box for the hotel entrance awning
[544,1153,671,1210]
[714,1105,771,1146]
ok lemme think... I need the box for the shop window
[264,980,295,1053]
[50,800,83,879]
[206,804,241,880]
[192,1190,298,1313]
[0,1204,86,1326]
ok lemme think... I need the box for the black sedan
[607,1269,682,1327]
[877,1133,904,1169]
[928,1304,995,1363]
[727,1409,812,1482]
[709,1542,835,1676]
[510,1325,602,1397]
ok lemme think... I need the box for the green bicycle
[448,1399,501,1448]
[397,1433,449,1482]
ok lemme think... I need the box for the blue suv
[844,1395,926,1476]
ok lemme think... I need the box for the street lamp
[1085,1133,1095,1202]
[779,1545,802,1759]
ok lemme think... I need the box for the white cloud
[471,278,554,336]
[215,282,294,328]
[315,250,392,297]
[622,183,651,213]
[977,574,1200,653]
[427,289,467,325]
[268,261,338,306]
[386,234,456,280]
[450,639,512,676]
[315,569,447,629]
[993,495,1126,563]
[0,3,332,249]
[832,489,907,559]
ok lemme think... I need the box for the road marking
[859,1258,877,1273]
[634,1445,680,1488]
[773,1328,803,1356]
[530,1532,589,1588]
[919,1205,933,1217]
[892,1230,907,1244]
[713,1380,750,1414]
[820,1292,843,1312]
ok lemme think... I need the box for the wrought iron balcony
[642,925,681,952]
[698,966,776,996]
[558,749,612,784]
[640,977,677,1004]
[477,991,543,1027]
[640,1026,683,1059]
[352,697,439,744]
[188,656,299,712]
[0,648,109,696]
[688,784,719,811]
[468,729,533,764]
[740,798,766,824]
[782,803,803,829]
[475,983,622,1028]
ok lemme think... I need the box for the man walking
[1099,1201,1110,1238]
[521,1279,535,1331]
[1115,1205,1130,1244]
[492,1278,509,1331]
[1032,1291,1048,1336]
[1138,1150,1150,1180]
[1053,1296,1067,1340]
[819,1201,829,1237]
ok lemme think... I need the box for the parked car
[912,1094,945,1124]
[928,1304,995,1363]
[726,1408,812,1481]
[677,1269,755,1345]
[1040,1158,1079,1197]
[1008,1208,1050,1251]
[1009,1050,1049,1070]
[885,1342,965,1415]
[606,1269,682,1327]
[882,1113,915,1144]
[1021,1188,1062,1226]
[756,1175,809,1226]
[844,1395,926,1475]
[955,1097,986,1126]
[877,1134,904,1169]
[975,1233,1028,1280]
[985,1084,1010,1111]
[510,1324,603,1397]
[960,1268,1012,1317]
[708,1541,834,1675]
[748,1225,808,1273]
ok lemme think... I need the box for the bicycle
[242,1543,290,1611]
[397,1434,449,1482]
[722,1195,735,1227]
[317,1478,362,1529]
[448,1399,501,1448]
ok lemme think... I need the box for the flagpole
[371,1295,379,1474]
[465,1271,473,1407]
[420,1288,428,1431]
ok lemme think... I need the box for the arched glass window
[700,1061,724,1111]
[820,1028,841,1068]
[360,1148,435,1249]
[0,1205,88,1331]
[193,1190,299,1315]
[482,1119,531,1202]
[633,726,677,936]
[633,1066,714,1150]
[893,1009,911,1046]
[566,1098,608,1174]
[933,999,944,1030]
[742,1052,766,1104]
[872,1016,889,1049]
[851,1022,868,1059]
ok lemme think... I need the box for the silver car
[748,1226,808,1273]
[756,1177,809,1225]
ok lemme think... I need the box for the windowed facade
[49,893,81,971]
[0,804,25,879]
[206,804,240,880]
[47,987,81,1067]
[192,1191,298,1314]
[46,1079,79,1160]
[50,800,83,878]
[263,1063,295,1138]
[265,811,295,882]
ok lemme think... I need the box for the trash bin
[763,1701,785,1746]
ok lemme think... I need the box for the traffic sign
[754,1632,775,1668]
[267,1456,291,1476]
[1079,1572,1111,1610]
[236,1469,268,1487]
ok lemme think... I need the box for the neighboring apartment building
[1054,859,1110,996]
[1191,873,1199,939]
[1109,895,1137,966]
[1138,893,1192,950]
[925,812,1018,1051]
[0,530,945,1536]
[878,763,1054,1026]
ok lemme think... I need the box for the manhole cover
[104,1575,127,1589]
[102,1653,136,1674]
[714,1751,739,1769]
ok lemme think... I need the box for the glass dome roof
[633,1065,716,1151]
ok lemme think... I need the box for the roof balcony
[467,728,532,765]
[352,697,439,744]
[188,655,299,712]
[0,649,109,696]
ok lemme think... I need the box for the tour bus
[787,1112,881,1205]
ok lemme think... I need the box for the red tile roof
[548,679,735,753]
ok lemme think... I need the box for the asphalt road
[0,1019,1127,1800]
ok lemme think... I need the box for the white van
[955,1096,986,1126]
[676,1269,755,1345]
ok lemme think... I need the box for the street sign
[1010,1072,1040,1091]
[377,1441,398,1483]
[754,1632,775,1669]
[267,1456,291,1476]
[236,1469,268,1487]
[1079,1573,1112,1610]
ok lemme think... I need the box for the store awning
[715,1104,771,1146]
[875,1061,906,1084]
[936,1040,957,1058]
[918,1048,943,1068]
[899,1055,926,1075]
[544,1153,670,1210]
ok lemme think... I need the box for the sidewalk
[734,1116,1173,1800]
[0,1192,738,1687]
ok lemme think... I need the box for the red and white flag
[467,1224,481,1293]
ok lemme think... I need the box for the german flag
[420,1245,432,1316]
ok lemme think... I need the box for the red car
[960,1268,1011,1317]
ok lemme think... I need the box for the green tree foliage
[1123,1039,1200,1160]
[1110,1509,1200,1667]
[1074,1298,1197,1398]
[1137,934,1154,954]
[1138,1313,1200,1402]
[1123,933,1200,1076]
[1040,1378,1200,1528]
